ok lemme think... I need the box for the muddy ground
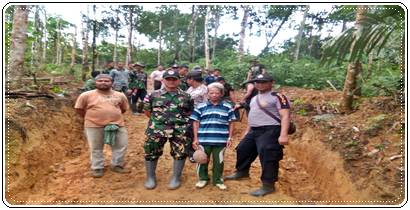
[4,85,405,206]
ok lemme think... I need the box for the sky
[37,3,342,56]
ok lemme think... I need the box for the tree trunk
[340,5,367,112]
[55,18,61,65]
[70,25,77,68]
[42,9,47,63]
[294,6,309,61]
[31,6,41,70]
[91,5,97,72]
[211,6,220,64]
[238,6,250,62]
[157,20,162,65]
[8,5,30,84]
[188,5,198,63]
[81,16,89,81]
[126,7,133,66]
[204,6,210,69]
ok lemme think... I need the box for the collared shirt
[190,101,236,146]
[110,68,130,89]
[248,91,290,127]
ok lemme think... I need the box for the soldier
[142,69,194,190]
[178,64,189,91]
[128,62,148,114]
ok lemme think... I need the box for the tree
[8,5,30,84]
[321,5,405,111]
[238,5,251,62]
[204,6,211,69]
[102,5,123,65]
[81,6,90,81]
[294,6,309,60]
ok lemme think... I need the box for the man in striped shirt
[190,82,236,190]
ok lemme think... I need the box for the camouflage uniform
[179,76,189,91]
[143,89,194,161]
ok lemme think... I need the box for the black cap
[171,63,179,68]
[246,73,273,83]
[163,69,180,79]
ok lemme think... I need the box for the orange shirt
[75,90,128,127]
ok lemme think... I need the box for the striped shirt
[190,101,237,146]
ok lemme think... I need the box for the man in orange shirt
[75,74,129,178]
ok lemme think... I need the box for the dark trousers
[235,125,283,184]
[130,89,147,113]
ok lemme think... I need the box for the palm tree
[321,5,405,112]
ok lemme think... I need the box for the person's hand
[226,138,233,148]
[234,104,241,110]
[192,139,199,150]
[278,135,289,145]
[126,89,132,95]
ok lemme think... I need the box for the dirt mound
[4,87,405,205]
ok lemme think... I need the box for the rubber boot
[168,159,186,190]
[250,183,275,197]
[224,170,250,180]
[144,160,158,189]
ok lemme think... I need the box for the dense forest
[5,4,404,110]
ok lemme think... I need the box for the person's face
[255,81,273,92]
[214,70,221,77]
[187,78,194,86]
[163,77,180,90]
[117,63,124,69]
[179,68,188,76]
[207,87,223,103]
[158,65,164,71]
[95,78,113,91]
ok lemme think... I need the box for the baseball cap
[246,73,274,83]
[162,69,180,79]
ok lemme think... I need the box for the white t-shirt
[150,70,164,81]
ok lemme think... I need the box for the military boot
[168,159,186,190]
[144,160,158,189]
[250,183,275,197]
[224,170,250,180]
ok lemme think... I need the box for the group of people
[74,59,292,197]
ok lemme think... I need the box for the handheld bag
[256,95,296,135]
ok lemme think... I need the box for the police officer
[225,73,291,197]
[143,69,194,190]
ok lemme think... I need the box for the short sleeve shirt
[248,91,290,127]
[74,90,129,127]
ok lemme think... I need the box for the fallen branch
[6,91,55,99]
